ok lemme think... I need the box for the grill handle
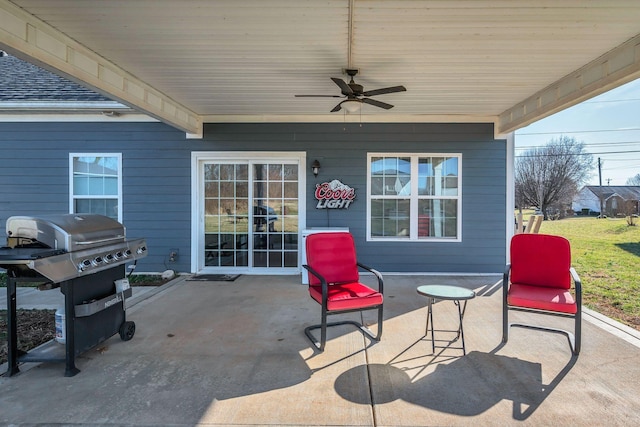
[74,235,125,246]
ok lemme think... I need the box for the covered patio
[2,3,640,424]
[2,275,639,426]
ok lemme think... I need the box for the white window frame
[366,153,462,242]
[69,153,123,222]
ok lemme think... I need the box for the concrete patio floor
[2,273,640,426]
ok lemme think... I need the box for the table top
[417,285,476,300]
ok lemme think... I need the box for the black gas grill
[0,214,147,377]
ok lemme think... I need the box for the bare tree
[515,136,594,219]
[623,199,638,225]
[626,173,640,186]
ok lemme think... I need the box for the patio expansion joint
[583,307,640,349]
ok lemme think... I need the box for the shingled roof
[0,52,113,102]
[585,186,640,201]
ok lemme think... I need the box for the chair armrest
[302,264,329,304]
[302,264,327,285]
[357,262,384,294]
[570,267,581,288]
[503,264,511,289]
[570,267,582,308]
[503,263,511,306]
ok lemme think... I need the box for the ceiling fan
[295,68,406,112]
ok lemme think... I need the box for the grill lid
[2,214,146,282]
[6,214,125,252]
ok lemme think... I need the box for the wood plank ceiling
[1,0,640,136]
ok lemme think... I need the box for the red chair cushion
[305,232,359,286]
[309,282,383,311]
[510,234,572,289]
[508,283,577,314]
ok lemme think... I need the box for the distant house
[572,186,640,216]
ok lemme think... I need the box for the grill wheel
[119,321,136,341]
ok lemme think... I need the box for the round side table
[417,285,476,355]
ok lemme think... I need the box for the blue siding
[0,121,506,274]
[296,123,507,273]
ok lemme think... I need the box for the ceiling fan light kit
[342,99,362,113]
[295,68,406,113]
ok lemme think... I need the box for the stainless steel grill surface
[0,213,147,282]
[6,213,126,251]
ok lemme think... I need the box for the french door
[192,153,305,274]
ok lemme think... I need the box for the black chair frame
[503,264,582,356]
[303,262,383,351]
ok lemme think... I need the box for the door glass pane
[219,164,234,180]
[204,163,249,267]
[283,164,298,180]
[236,164,248,180]
[203,161,298,269]
[269,164,283,180]
[252,162,298,268]
[284,181,297,198]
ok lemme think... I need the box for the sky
[514,78,640,186]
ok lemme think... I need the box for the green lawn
[536,216,640,329]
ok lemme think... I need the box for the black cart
[5,266,136,377]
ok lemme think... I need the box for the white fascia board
[499,33,640,134]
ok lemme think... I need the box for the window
[367,153,461,241]
[70,154,122,221]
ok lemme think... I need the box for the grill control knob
[104,253,114,263]
[136,246,147,254]
[78,259,92,272]
[124,249,132,257]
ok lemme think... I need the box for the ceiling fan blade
[362,98,394,110]
[295,94,343,98]
[331,77,354,95]
[362,85,407,97]
[330,102,342,112]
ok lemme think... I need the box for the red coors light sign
[315,179,356,209]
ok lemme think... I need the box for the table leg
[424,297,435,353]
[455,299,468,355]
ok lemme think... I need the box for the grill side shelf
[74,288,133,317]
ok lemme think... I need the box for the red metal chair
[503,233,582,355]
[303,232,383,351]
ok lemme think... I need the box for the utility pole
[598,157,604,217]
